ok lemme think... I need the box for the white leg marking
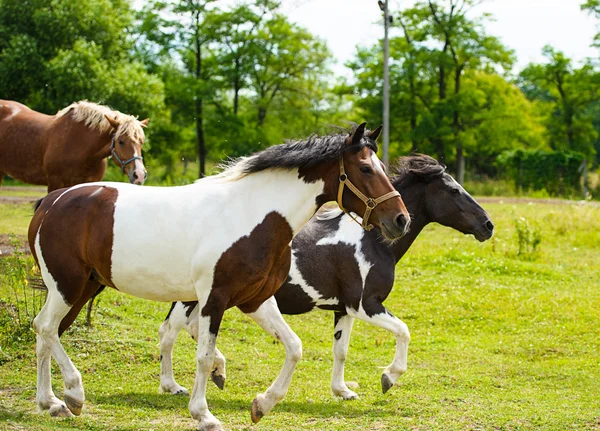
[158,303,189,395]
[330,315,358,400]
[188,283,223,431]
[247,297,302,418]
[347,305,410,391]
[34,230,84,416]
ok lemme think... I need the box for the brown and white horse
[28,123,410,431]
[0,100,148,191]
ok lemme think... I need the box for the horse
[157,154,494,400]
[0,100,148,192]
[28,123,410,431]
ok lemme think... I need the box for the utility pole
[379,0,391,167]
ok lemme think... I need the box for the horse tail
[33,197,44,212]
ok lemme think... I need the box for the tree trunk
[258,106,267,126]
[454,66,464,184]
[408,58,418,152]
[233,58,240,116]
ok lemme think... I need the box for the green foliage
[498,148,585,196]
[518,46,600,160]
[0,238,43,347]
[0,0,166,142]
[513,217,542,258]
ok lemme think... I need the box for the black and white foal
[158,155,494,399]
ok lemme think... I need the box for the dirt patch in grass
[0,234,29,257]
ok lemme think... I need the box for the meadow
[0,194,599,431]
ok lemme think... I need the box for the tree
[0,0,165,130]
[518,46,600,158]
[137,0,218,178]
[346,0,517,181]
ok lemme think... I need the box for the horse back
[0,100,52,184]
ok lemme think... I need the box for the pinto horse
[0,100,148,191]
[158,154,494,399]
[28,123,410,431]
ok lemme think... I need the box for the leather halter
[337,157,401,231]
[110,135,143,173]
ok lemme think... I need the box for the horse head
[336,123,410,240]
[105,115,148,185]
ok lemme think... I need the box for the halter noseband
[337,157,401,231]
[110,135,143,173]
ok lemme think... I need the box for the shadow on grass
[94,392,395,419]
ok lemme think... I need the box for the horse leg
[183,304,226,390]
[159,302,190,395]
[330,312,358,400]
[245,296,302,423]
[34,272,90,417]
[0,172,4,188]
[85,285,105,327]
[59,281,103,337]
[188,281,227,431]
[346,300,410,394]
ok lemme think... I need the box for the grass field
[0,198,599,431]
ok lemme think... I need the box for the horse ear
[369,125,383,141]
[104,114,120,130]
[349,122,367,146]
[139,118,149,128]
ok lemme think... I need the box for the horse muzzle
[380,213,411,240]
[473,219,494,242]
[128,160,147,186]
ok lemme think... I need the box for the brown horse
[0,100,148,192]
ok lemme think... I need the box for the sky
[278,0,598,77]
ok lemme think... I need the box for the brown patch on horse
[29,186,118,306]
[206,212,294,321]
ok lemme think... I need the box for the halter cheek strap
[110,135,143,173]
[337,157,401,231]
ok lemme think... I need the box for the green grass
[0,201,599,430]
[0,203,36,236]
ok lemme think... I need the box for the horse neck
[55,112,113,159]
[222,168,327,234]
[389,178,431,263]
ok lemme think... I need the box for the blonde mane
[56,100,146,144]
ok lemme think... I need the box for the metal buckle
[366,198,376,209]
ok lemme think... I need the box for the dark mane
[390,154,446,185]
[235,125,378,176]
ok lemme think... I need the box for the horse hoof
[343,392,359,401]
[381,373,393,394]
[251,397,264,424]
[198,422,223,431]
[49,404,73,417]
[174,389,189,396]
[211,371,225,390]
[65,395,83,416]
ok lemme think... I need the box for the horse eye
[360,165,372,174]
[119,140,125,146]
[451,188,460,195]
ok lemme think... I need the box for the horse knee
[396,321,410,344]
[287,334,302,363]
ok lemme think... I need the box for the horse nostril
[132,172,138,181]
[395,213,407,229]
[144,171,148,180]
[485,220,494,232]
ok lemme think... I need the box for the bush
[514,217,542,258]
[497,149,585,197]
